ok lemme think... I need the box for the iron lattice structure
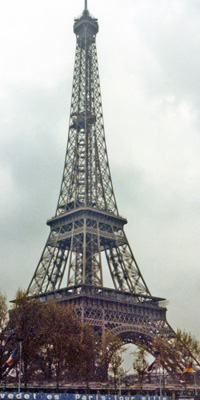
[27,4,150,298]
[26,2,197,371]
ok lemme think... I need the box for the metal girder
[27,8,150,297]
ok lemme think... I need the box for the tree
[8,293,100,388]
[70,324,98,388]
[0,292,8,381]
[175,329,200,364]
[9,289,44,386]
[133,342,148,392]
[38,300,83,388]
[108,349,125,391]
[0,293,8,332]
[152,335,182,378]
[7,293,123,387]
[152,329,200,379]
[97,330,124,381]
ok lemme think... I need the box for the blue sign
[0,394,171,400]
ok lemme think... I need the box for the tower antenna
[85,0,88,10]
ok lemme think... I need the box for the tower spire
[85,0,88,10]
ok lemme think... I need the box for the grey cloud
[0,0,200,363]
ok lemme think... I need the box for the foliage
[175,329,200,363]
[97,330,124,381]
[133,342,148,391]
[152,335,182,375]
[3,292,126,387]
[0,293,8,332]
[69,324,98,386]
[108,348,125,391]
[9,289,44,386]
[7,293,88,387]
[0,292,8,380]
[152,329,200,377]
[38,300,82,388]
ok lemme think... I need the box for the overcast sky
[1,0,200,358]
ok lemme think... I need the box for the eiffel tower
[26,1,195,371]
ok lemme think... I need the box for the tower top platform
[74,4,98,36]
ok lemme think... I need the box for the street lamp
[155,351,162,399]
[17,338,23,393]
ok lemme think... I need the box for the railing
[38,285,166,309]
